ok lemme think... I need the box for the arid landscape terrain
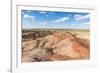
[22,29,90,62]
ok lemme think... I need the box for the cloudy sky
[22,10,90,29]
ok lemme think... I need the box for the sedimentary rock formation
[22,32,89,62]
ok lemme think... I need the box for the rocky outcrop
[22,32,89,62]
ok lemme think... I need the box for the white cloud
[23,14,35,20]
[22,10,33,15]
[54,17,69,23]
[80,22,90,25]
[74,14,82,18]
[22,14,36,29]
[75,14,90,21]
[39,11,47,14]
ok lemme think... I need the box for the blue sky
[22,10,90,29]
